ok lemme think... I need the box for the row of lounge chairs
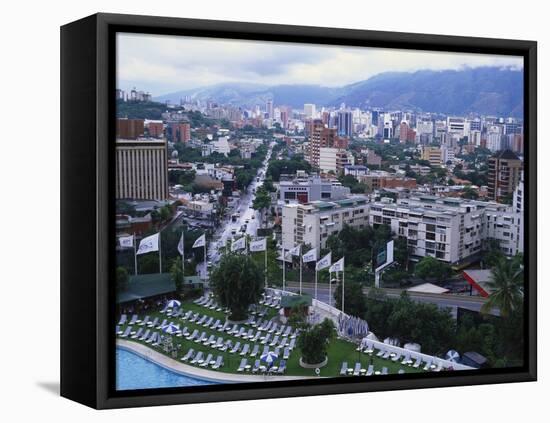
[236,358,287,374]
[258,295,281,309]
[180,349,224,369]
[340,362,388,377]
[356,342,445,372]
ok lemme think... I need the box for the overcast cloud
[117,32,524,97]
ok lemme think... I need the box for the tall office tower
[117,118,145,140]
[304,103,316,118]
[280,109,288,129]
[308,120,347,169]
[337,110,353,137]
[115,139,169,200]
[487,150,523,203]
[322,111,330,126]
[399,122,409,143]
[266,99,274,119]
[447,116,467,136]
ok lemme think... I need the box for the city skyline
[117,33,523,97]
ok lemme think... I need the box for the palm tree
[481,256,524,317]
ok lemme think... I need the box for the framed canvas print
[60,13,537,409]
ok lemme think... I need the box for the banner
[302,248,317,263]
[316,252,331,270]
[192,234,206,249]
[136,233,159,255]
[288,245,301,256]
[249,238,266,252]
[329,257,345,273]
[177,233,184,256]
[231,236,246,252]
[119,235,134,248]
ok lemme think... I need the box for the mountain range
[154,67,523,117]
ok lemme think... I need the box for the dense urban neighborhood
[114,65,525,388]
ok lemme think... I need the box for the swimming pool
[116,348,217,390]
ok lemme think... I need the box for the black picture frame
[61,12,537,409]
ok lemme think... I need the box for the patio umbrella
[445,350,460,362]
[166,299,181,308]
[260,350,278,366]
[164,323,180,334]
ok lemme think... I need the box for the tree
[461,186,479,200]
[210,253,264,320]
[481,256,524,317]
[116,266,129,292]
[333,278,366,317]
[252,186,271,228]
[415,256,452,281]
[297,318,335,365]
[170,257,184,295]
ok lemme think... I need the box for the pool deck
[117,339,316,383]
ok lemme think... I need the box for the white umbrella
[446,350,460,362]
[166,299,181,308]
[260,350,278,366]
[164,323,180,334]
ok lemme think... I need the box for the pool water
[116,348,217,390]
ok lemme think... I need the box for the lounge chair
[181,326,190,337]
[376,348,385,357]
[340,362,348,376]
[252,359,261,373]
[120,326,132,338]
[434,361,443,372]
[353,362,361,376]
[220,340,231,352]
[186,329,199,341]
[219,321,229,332]
[157,319,167,329]
[181,349,194,362]
[211,319,220,329]
[277,360,287,374]
[423,359,433,371]
[230,325,239,335]
[237,358,247,372]
[204,335,215,346]
[131,328,143,339]
[160,304,169,314]
[235,327,245,338]
[230,342,241,354]
[276,325,285,336]
[413,357,421,368]
[200,353,213,367]
[251,331,261,342]
[392,353,402,362]
[212,355,224,369]
[139,316,150,326]
[244,329,253,339]
[283,326,292,337]
[269,335,279,347]
[288,338,296,350]
[269,323,278,334]
[250,345,259,357]
[145,332,156,344]
[366,364,374,376]
[182,310,192,320]
[240,344,250,356]
[401,353,411,365]
[381,367,388,375]
[214,337,224,348]
[139,329,150,341]
[152,333,162,346]
[290,328,299,339]
[190,351,204,365]
[195,332,206,343]
[147,317,159,328]
[382,351,391,359]
[203,317,213,327]
[115,325,121,335]
[283,347,290,360]
[117,314,127,325]
[261,334,271,345]
[197,315,207,325]
[278,337,287,348]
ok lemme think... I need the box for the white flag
[329,257,345,273]
[136,233,159,255]
[192,234,206,249]
[302,248,317,263]
[231,237,246,252]
[177,233,184,256]
[316,252,332,270]
[249,238,267,252]
[288,245,301,256]
[119,235,134,248]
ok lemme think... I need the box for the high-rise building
[146,121,164,138]
[167,122,191,143]
[304,103,316,118]
[421,146,443,167]
[266,99,274,119]
[337,110,353,137]
[487,150,523,203]
[115,139,168,200]
[308,120,348,169]
[117,118,145,140]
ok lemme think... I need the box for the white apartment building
[319,147,354,174]
[282,197,369,251]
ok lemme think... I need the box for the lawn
[117,300,423,378]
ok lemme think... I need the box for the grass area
[117,300,423,378]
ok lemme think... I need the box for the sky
[117,32,524,97]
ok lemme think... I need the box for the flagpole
[328,271,331,307]
[158,231,162,274]
[342,267,345,314]
[314,268,318,301]
[264,244,268,288]
[282,247,286,292]
[299,245,303,296]
[204,241,207,282]
[133,233,137,275]
[182,233,185,278]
